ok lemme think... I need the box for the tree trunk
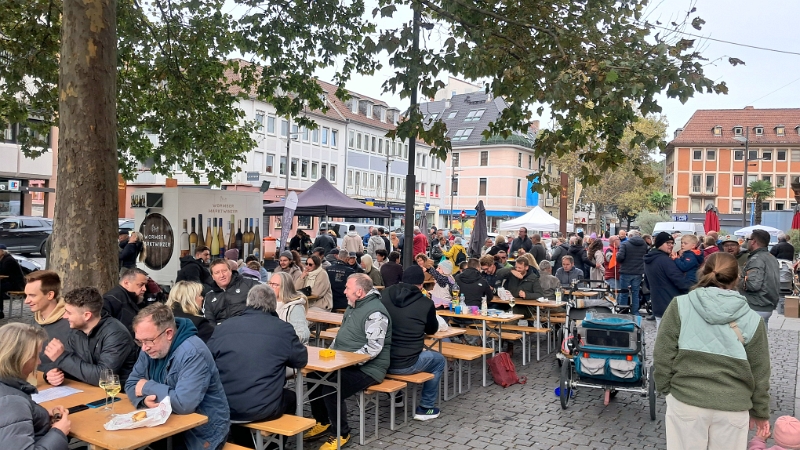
[755,198,762,225]
[53,0,119,293]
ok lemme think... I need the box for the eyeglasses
[306,262,315,266]
[268,282,281,288]
[134,328,167,347]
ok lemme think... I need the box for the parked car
[0,216,52,256]
[119,218,135,233]
[13,253,42,275]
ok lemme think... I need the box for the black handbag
[299,286,312,296]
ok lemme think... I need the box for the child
[749,415,800,449]
[674,234,704,284]
[427,260,456,308]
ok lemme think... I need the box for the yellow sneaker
[319,433,350,450]
[303,422,330,441]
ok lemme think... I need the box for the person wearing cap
[719,235,749,268]
[273,251,302,282]
[381,265,444,421]
[345,252,364,274]
[739,229,780,325]
[325,249,358,310]
[749,415,800,450]
[643,232,692,328]
[0,244,25,307]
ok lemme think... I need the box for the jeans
[604,278,618,291]
[755,310,772,327]
[308,366,376,437]
[617,274,642,315]
[387,350,446,409]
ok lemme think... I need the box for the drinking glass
[509,298,516,309]
[104,374,121,414]
[99,369,113,410]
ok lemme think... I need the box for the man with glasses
[127,303,229,450]
[496,251,512,268]
[643,232,692,329]
[43,287,138,389]
[509,227,533,255]
[719,235,749,268]
[739,229,780,325]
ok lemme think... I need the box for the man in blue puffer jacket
[644,232,693,329]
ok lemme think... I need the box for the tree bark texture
[53,0,119,293]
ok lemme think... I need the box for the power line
[649,24,800,57]
[748,75,800,105]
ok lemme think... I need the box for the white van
[319,221,374,247]
[652,222,705,236]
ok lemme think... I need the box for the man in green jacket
[739,229,780,325]
[304,273,392,450]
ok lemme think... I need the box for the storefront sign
[139,213,174,270]
[0,180,21,192]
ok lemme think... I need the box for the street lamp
[733,128,750,227]
[283,118,303,199]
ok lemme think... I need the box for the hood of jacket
[643,248,669,264]
[626,236,647,247]
[387,283,426,308]
[685,287,753,325]
[240,267,261,280]
[458,267,484,284]
[347,231,359,237]
[34,298,66,326]
[180,254,204,268]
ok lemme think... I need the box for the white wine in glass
[509,298,516,309]
[104,374,121,414]
[99,369,113,410]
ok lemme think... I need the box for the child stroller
[558,306,655,420]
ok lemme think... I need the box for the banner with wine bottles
[132,188,264,286]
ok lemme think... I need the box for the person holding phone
[0,322,71,449]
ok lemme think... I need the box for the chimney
[445,99,451,109]
[674,127,683,138]
[744,106,754,110]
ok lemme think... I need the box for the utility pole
[285,117,291,199]
[402,4,420,269]
[742,127,750,227]
[449,156,456,230]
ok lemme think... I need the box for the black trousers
[227,388,297,448]
[308,366,376,437]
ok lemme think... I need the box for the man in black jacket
[455,258,494,307]
[381,266,444,421]
[203,259,259,325]
[550,238,569,271]
[44,287,138,388]
[103,268,148,335]
[530,234,547,264]
[176,245,213,293]
[509,227,533,255]
[326,250,357,310]
[0,244,24,307]
[208,284,307,443]
[313,228,337,254]
[380,251,404,287]
[770,232,795,260]
[616,229,649,315]
[479,255,503,292]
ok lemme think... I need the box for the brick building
[665,107,800,214]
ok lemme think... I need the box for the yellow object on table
[319,349,336,358]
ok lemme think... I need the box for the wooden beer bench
[241,414,316,450]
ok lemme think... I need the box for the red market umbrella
[792,209,800,230]
[704,205,720,233]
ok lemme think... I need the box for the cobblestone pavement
[3,299,796,450]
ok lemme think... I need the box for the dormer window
[754,126,764,136]
[777,125,785,136]
[365,102,373,118]
[713,126,722,137]
[350,96,360,114]
[380,108,386,122]
[733,126,743,136]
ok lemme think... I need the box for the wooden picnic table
[37,376,208,450]
[306,310,344,346]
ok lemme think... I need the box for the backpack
[488,351,527,388]
[455,248,467,265]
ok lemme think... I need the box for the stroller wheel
[559,360,572,409]
[609,388,618,399]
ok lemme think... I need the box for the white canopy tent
[497,206,574,232]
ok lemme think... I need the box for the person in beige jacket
[343,225,365,254]
[294,255,333,311]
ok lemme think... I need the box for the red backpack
[488,352,527,388]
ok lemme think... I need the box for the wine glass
[508,298,516,309]
[104,374,121,414]
[99,369,113,410]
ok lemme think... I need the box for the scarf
[305,265,324,288]
[34,299,66,325]
[147,318,197,383]
[277,296,307,323]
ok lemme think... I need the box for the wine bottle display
[211,218,220,258]
[218,217,226,256]
[205,218,212,248]
[242,217,251,257]
[227,215,236,255]
[235,220,244,257]
[254,218,261,259]
[180,219,190,257]
[189,218,198,255]
[197,214,204,245]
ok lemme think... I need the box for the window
[330,165,336,182]
[331,130,338,147]
[792,150,800,162]
[778,149,787,161]
[390,177,395,191]
[279,156,287,175]
[422,154,427,168]
[734,126,743,136]
[370,173,375,189]
[479,178,487,196]
[518,153,522,167]
[692,149,702,160]
[254,151,264,173]
[255,111,265,132]
[733,175,743,186]
[755,127,764,136]
[778,175,787,188]
[763,150,772,161]
[266,154,275,174]
[428,113,439,121]
[348,130,355,148]
[713,126,722,136]
[705,175,715,193]
[451,177,459,195]
[267,116,276,134]
[302,127,309,142]
[762,202,771,211]
[748,150,758,161]
[691,174,701,193]
[321,127,329,145]
[2,123,14,142]
[776,202,786,211]
[291,124,299,140]
[290,158,299,177]
[734,150,744,161]
[311,162,318,179]
[377,175,382,194]
[347,170,354,187]
[528,155,532,170]
[301,160,308,178]
[480,151,488,166]
[378,139,383,155]
[453,152,460,168]
[404,144,409,159]
[777,126,786,136]
[747,174,757,184]
[356,133,362,150]
[321,164,328,180]
[312,128,319,143]
[706,149,715,161]
[361,171,367,187]
[732,200,743,213]
[452,128,473,141]
[691,198,702,213]
[762,175,772,184]
[281,120,289,137]
[516,179,521,197]
[354,171,360,187]
[371,137,376,153]
[447,110,458,119]
[464,109,485,122]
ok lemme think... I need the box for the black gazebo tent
[262,177,390,218]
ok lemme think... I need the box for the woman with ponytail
[654,252,771,450]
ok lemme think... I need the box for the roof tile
[668,107,800,149]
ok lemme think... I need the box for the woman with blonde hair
[360,254,384,287]
[0,322,71,447]
[119,231,145,274]
[166,281,215,342]
[390,232,400,250]
[295,255,333,311]
[270,272,309,344]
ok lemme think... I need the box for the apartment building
[665,107,800,214]
[0,122,57,217]
[419,91,543,231]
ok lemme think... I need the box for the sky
[309,0,800,143]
